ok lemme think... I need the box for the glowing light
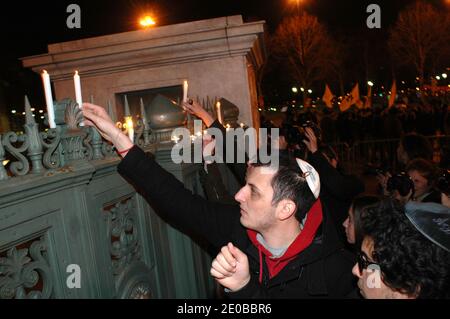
[307,89,312,94]
[367,81,374,87]
[39,110,44,113]
[300,87,305,92]
[292,87,298,93]
[2,160,9,166]
[171,136,180,143]
[11,110,16,114]
[436,76,441,80]
[442,73,447,79]
[139,15,156,27]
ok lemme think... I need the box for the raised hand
[82,103,133,153]
[210,242,250,292]
[303,127,318,153]
[181,99,214,127]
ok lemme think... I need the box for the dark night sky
[0,0,446,110]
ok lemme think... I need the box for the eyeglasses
[356,251,379,274]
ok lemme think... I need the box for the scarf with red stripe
[246,199,323,283]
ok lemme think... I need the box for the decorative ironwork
[64,100,84,130]
[41,128,61,170]
[0,134,8,180]
[104,198,141,276]
[0,238,53,299]
[129,282,152,299]
[2,132,30,177]
[0,97,158,180]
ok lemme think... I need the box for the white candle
[74,71,84,126]
[183,80,188,103]
[41,70,56,128]
[216,101,223,124]
[74,71,83,108]
[140,98,149,129]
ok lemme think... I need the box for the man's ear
[277,199,297,220]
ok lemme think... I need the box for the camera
[299,120,322,143]
[387,172,415,197]
[436,169,450,195]
[281,120,321,146]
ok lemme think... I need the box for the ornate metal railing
[331,134,449,173]
[0,99,215,299]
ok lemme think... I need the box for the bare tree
[388,1,450,87]
[270,13,339,96]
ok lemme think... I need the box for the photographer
[378,159,442,204]
[406,159,441,203]
[302,126,365,237]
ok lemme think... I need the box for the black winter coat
[118,146,355,298]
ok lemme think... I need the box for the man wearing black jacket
[303,127,365,238]
[82,102,355,299]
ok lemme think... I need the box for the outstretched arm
[82,103,239,249]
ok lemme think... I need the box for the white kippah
[296,158,321,199]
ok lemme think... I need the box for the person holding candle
[81,102,355,299]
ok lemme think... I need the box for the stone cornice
[21,15,266,81]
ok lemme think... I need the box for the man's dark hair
[361,199,450,298]
[251,154,316,222]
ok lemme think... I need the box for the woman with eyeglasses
[352,199,450,299]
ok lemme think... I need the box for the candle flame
[125,116,133,129]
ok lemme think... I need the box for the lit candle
[125,116,134,142]
[216,101,223,124]
[74,71,84,126]
[183,80,188,103]
[41,70,56,128]
[74,71,83,108]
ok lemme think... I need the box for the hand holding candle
[41,70,56,128]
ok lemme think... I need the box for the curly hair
[361,199,450,298]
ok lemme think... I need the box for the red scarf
[246,199,323,283]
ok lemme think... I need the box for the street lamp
[290,0,304,15]
[139,15,156,28]
[367,81,374,87]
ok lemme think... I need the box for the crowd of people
[80,96,450,299]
